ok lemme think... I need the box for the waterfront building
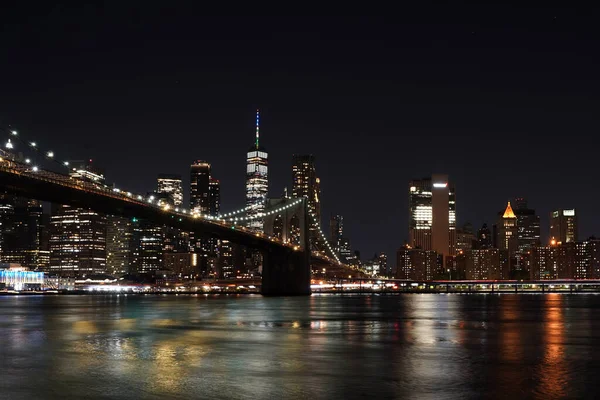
[396,245,438,280]
[456,249,502,280]
[49,204,106,276]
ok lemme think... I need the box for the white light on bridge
[30,142,36,147]
[5,140,13,149]
[32,166,39,172]
[63,161,69,166]
[25,158,31,164]
[47,151,54,158]
[11,130,17,136]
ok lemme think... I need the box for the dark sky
[2,6,600,260]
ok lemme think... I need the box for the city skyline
[2,11,600,261]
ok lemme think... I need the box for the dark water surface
[1,293,600,399]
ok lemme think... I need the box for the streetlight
[447,268,452,281]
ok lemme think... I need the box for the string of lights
[221,199,303,222]
[310,211,342,264]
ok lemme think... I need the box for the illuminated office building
[49,204,106,276]
[106,215,133,276]
[246,110,269,231]
[408,175,456,263]
[550,209,578,244]
[190,161,211,214]
[157,174,183,207]
[292,154,321,248]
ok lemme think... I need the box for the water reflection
[1,294,599,399]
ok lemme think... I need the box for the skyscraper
[190,161,211,214]
[130,219,163,274]
[495,202,518,274]
[408,174,456,262]
[157,174,183,207]
[477,223,492,249]
[330,214,343,252]
[246,110,268,231]
[512,198,541,252]
[49,204,107,276]
[292,154,321,248]
[550,209,578,244]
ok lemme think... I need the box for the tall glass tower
[246,110,268,231]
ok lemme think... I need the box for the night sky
[2,6,599,260]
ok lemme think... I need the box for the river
[1,293,599,399]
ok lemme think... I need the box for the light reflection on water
[1,294,600,399]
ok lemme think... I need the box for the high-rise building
[157,174,183,207]
[477,223,492,249]
[408,175,456,262]
[512,198,541,255]
[292,154,321,249]
[106,216,133,276]
[496,202,518,252]
[131,220,163,274]
[190,161,211,214]
[246,110,269,231]
[329,214,343,252]
[49,204,106,276]
[456,222,476,252]
[550,209,578,244]
[209,178,220,217]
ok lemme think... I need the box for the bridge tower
[261,197,311,295]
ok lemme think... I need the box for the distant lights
[63,161,69,166]
[32,166,39,172]
[25,158,31,164]
[30,142,36,148]
[5,139,13,149]
[11,130,17,136]
[46,151,54,158]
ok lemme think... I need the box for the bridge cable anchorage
[308,211,342,264]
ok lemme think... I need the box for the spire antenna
[255,109,260,149]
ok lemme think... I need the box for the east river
[2,293,600,399]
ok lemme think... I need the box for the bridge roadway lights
[261,246,311,296]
